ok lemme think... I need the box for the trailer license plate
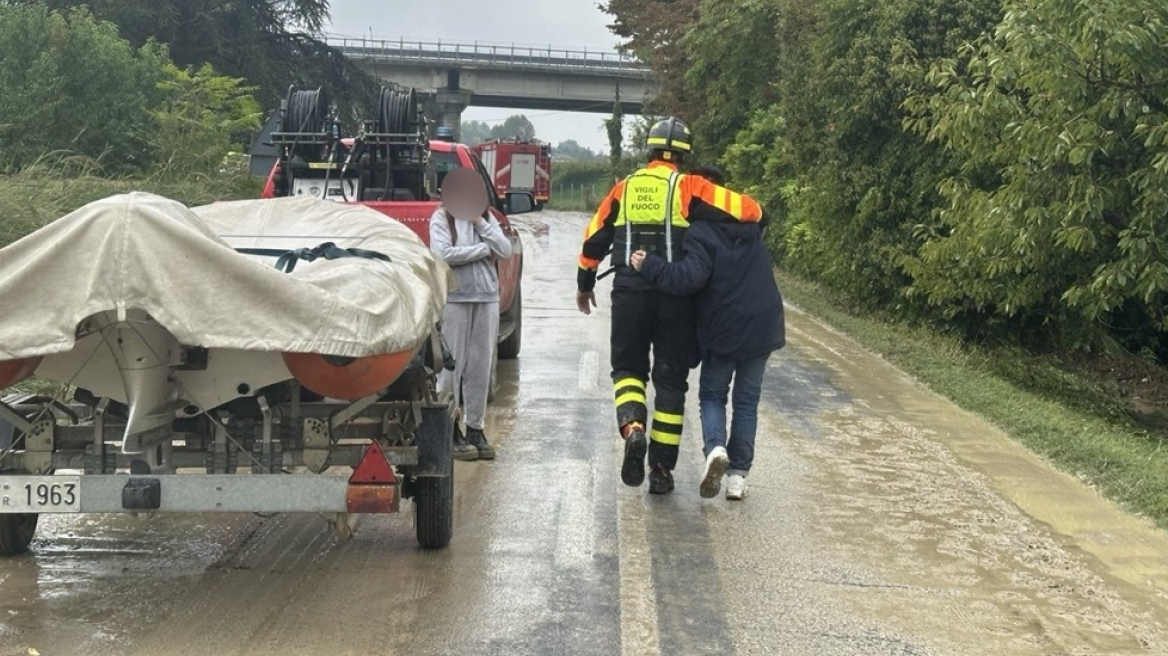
[0,477,81,512]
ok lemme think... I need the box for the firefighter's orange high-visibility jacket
[577,161,764,293]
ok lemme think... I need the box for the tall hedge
[0,4,167,171]
[907,0,1168,354]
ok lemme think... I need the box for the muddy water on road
[759,306,1168,654]
[0,513,256,654]
[2,209,1168,656]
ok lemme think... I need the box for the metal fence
[326,37,649,77]
[551,182,606,211]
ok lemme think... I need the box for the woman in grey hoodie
[430,206,513,460]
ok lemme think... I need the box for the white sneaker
[699,446,729,498]
[726,474,747,500]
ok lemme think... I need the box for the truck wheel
[414,461,453,549]
[498,286,522,360]
[0,513,38,556]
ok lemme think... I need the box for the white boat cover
[0,193,452,360]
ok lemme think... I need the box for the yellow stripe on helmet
[646,137,692,152]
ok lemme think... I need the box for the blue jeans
[698,353,770,474]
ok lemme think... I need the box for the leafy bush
[908,0,1168,356]
[553,160,613,189]
[151,63,262,175]
[0,4,168,172]
[0,4,263,179]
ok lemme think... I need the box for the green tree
[490,115,536,141]
[626,115,659,159]
[0,3,168,172]
[722,111,792,217]
[18,0,377,115]
[680,0,782,157]
[710,0,996,311]
[907,0,1168,354]
[460,120,493,145]
[718,0,820,244]
[151,63,262,175]
[606,92,624,168]
[602,0,701,119]
[553,139,600,161]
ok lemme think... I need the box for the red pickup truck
[260,93,531,360]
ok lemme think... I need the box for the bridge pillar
[433,90,473,142]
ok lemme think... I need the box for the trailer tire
[497,285,522,360]
[414,462,453,549]
[0,513,38,556]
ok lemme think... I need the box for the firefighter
[575,117,765,494]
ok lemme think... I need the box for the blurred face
[441,168,488,220]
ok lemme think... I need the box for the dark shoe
[621,429,647,487]
[453,426,478,461]
[466,427,495,460]
[648,467,674,495]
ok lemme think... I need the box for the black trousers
[610,286,696,471]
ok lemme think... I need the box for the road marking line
[555,461,594,570]
[579,350,599,393]
[618,443,660,656]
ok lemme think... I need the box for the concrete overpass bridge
[328,37,653,140]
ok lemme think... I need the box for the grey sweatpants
[437,301,499,430]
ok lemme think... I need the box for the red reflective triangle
[350,440,397,484]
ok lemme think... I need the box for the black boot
[466,427,495,460]
[453,425,478,461]
[648,466,674,495]
[621,427,647,487]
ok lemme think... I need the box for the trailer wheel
[414,461,453,549]
[0,513,38,556]
[498,285,522,360]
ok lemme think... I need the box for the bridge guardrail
[326,37,649,76]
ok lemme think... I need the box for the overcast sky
[326,0,624,152]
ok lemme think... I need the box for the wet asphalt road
[4,210,1168,655]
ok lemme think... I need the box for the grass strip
[776,270,1168,529]
[0,168,261,248]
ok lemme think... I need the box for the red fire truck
[473,139,551,209]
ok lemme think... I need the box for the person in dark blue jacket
[630,166,784,500]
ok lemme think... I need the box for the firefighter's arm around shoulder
[681,175,766,225]
[636,228,714,297]
[576,179,625,315]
